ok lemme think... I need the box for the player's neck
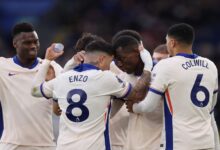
[84,55,100,69]
[15,55,37,68]
[174,46,193,56]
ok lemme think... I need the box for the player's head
[113,35,144,75]
[84,40,114,70]
[12,22,39,60]
[166,23,194,56]
[75,32,104,52]
[152,44,169,65]
[112,29,142,44]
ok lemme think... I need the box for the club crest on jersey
[116,76,123,83]
[152,73,156,77]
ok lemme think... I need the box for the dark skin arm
[126,43,152,111]
[127,70,151,102]
[53,101,62,116]
[110,99,125,118]
[126,42,151,102]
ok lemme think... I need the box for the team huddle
[0,22,219,150]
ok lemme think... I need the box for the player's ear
[12,38,17,48]
[170,39,175,48]
[98,55,105,65]
[96,55,103,69]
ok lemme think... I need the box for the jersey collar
[176,53,198,59]
[73,63,100,72]
[13,56,39,69]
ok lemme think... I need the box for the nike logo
[8,73,17,76]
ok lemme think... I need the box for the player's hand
[45,44,64,61]
[138,41,144,52]
[127,87,144,103]
[73,50,85,65]
[45,66,55,81]
[139,42,153,71]
[125,100,134,113]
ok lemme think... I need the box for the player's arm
[31,44,63,98]
[50,60,63,77]
[109,62,126,118]
[53,100,62,116]
[107,72,162,114]
[110,61,123,75]
[128,89,162,113]
[127,59,170,113]
[110,99,125,118]
[62,50,85,72]
[211,79,220,150]
[127,70,151,102]
[211,90,220,150]
[126,44,152,102]
[211,113,220,150]
[31,59,54,98]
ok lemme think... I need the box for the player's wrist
[43,59,52,65]
[69,57,76,65]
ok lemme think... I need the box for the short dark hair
[153,44,168,54]
[113,35,139,52]
[167,23,195,45]
[12,22,35,38]
[85,40,114,56]
[112,29,142,44]
[75,33,104,51]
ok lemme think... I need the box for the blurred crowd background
[0,0,220,126]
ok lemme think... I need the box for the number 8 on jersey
[66,89,89,122]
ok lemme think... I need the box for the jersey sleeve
[140,49,153,72]
[102,71,132,99]
[50,60,63,76]
[211,75,218,113]
[62,59,77,73]
[110,61,123,75]
[149,60,172,95]
[31,59,56,99]
[133,91,162,113]
[40,79,57,99]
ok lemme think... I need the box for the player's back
[155,54,217,150]
[54,64,130,150]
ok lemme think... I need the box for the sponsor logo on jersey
[8,72,17,76]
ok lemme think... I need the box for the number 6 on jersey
[191,74,210,107]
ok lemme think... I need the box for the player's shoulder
[0,56,11,62]
[97,70,122,83]
[102,70,117,78]
[0,57,13,66]
[153,57,173,70]
[197,55,218,72]
[100,70,126,88]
